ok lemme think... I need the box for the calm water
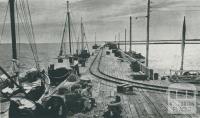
[0,42,97,72]
[0,43,200,75]
[121,44,200,75]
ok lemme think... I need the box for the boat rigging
[0,1,50,117]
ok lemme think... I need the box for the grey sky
[1,0,200,43]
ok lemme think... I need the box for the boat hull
[48,67,72,86]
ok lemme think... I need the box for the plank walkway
[80,48,200,118]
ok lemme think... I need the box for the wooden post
[125,29,126,52]
[129,16,132,52]
[180,16,186,72]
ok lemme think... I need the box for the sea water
[0,43,200,75]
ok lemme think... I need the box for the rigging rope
[26,0,40,70]
[16,0,21,72]
[0,1,9,44]
[59,11,68,56]
[81,23,90,53]
[16,0,40,70]
[70,13,80,54]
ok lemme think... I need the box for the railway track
[89,48,197,118]
[89,49,171,118]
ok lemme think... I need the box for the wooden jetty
[72,46,200,117]
[87,46,200,118]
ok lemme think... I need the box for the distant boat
[169,70,200,84]
[125,51,145,63]
[169,16,200,83]
[0,0,50,117]
[92,32,100,49]
[78,18,90,66]
[48,1,74,86]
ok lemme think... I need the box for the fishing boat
[169,17,200,83]
[0,0,50,117]
[169,70,200,84]
[126,51,145,63]
[48,1,75,86]
[92,32,100,49]
[78,18,90,66]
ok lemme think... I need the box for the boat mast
[67,1,72,54]
[115,35,116,42]
[9,0,17,60]
[118,32,120,49]
[76,36,79,55]
[146,0,150,67]
[129,16,132,52]
[180,16,186,71]
[95,32,96,45]
[81,17,84,51]
[125,28,126,52]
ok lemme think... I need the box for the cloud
[1,0,200,43]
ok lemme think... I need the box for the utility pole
[129,16,132,52]
[125,29,127,52]
[118,32,120,49]
[180,16,186,72]
[146,0,150,67]
[95,32,96,44]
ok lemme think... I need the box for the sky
[1,0,200,43]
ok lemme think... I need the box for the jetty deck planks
[79,48,200,118]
